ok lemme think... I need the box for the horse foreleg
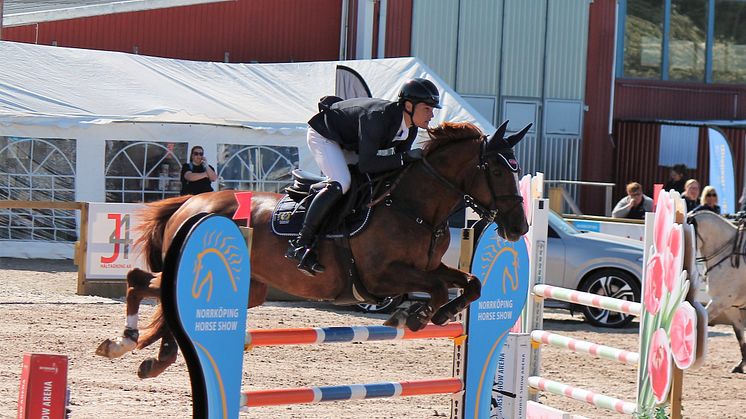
[725,308,746,374]
[431,264,482,326]
[374,262,451,331]
[96,268,160,359]
[137,331,178,379]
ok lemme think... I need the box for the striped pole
[245,323,463,349]
[531,330,639,365]
[528,376,636,415]
[533,284,642,317]
[241,378,464,408]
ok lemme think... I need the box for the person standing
[663,164,687,193]
[612,182,654,220]
[180,146,217,195]
[286,78,440,276]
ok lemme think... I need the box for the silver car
[358,211,644,328]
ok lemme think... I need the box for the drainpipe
[0,0,4,40]
[339,0,349,60]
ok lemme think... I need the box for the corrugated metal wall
[501,0,546,98]
[2,0,342,63]
[455,0,502,94]
[544,0,588,99]
[411,0,459,85]
[384,0,413,57]
[613,120,746,211]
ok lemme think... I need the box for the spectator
[691,185,721,214]
[663,164,687,193]
[612,182,654,220]
[180,146,217,195]
[682,179,700,213]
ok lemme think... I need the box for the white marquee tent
[0,40,494,257]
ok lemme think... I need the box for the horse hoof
[95,337,136,359]
[383,309,407,328]
[732,365,745,374]
[138,359,157,379]
[431,311,453,326]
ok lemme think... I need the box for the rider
[286,78,441,276]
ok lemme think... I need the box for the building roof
[2,0,230,27]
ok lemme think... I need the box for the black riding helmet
[398,78,442,109]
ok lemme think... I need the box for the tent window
[0,137,77,241]
[105,141,187,203]
[217,145,298,193]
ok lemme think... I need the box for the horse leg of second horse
[138,332,178,379]
[725,308,746,374]
[96,268,158,358]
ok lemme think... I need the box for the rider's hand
[402,148,423,163]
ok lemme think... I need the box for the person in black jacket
[663,164,687,193]
[286,78,440,276]
[180,146,217,195]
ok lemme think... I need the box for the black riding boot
[286,181,343,276]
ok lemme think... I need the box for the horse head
[478,120,531,241]
[191,232,243,301]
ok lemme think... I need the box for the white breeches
[307,127,358,193]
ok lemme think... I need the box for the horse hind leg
[96,268,159,359]
[137,332,178,379]
[730,309,746,374]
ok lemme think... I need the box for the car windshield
[549,210,581,235]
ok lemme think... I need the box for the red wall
[2,0,343,63]
[580,0,617,214]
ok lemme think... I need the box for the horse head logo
[192,230,243,301]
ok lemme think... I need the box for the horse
[688,210,746,373]
[96,121,530,378]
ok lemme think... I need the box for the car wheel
[356,295,404,314]
[578,269,640,328]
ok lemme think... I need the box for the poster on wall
[85,202,147,279]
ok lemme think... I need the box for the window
[624,0,664,78]
[713,0,746,83]
[0,137,77,241]
[669,0,707,81]
[621,0,746,83]
[105,141,187,203]
[217,145,298,193]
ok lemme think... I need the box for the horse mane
[423,121,484,156]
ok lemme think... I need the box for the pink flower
[661,227,683,292]
[648,328,672,404]
[644,253,665,315]
[654,191,674,252]
[670,302,697,369]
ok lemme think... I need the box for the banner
[85,202,147,279]
[707,128,736,214]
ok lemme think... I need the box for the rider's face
[410,102,435,129]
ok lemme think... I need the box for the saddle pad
[270,195,373,239]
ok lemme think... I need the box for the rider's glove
[401,148,423,163]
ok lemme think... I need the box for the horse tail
[137,305,165,350]
[135,194,192,272]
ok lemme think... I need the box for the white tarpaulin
[0,41,494,259]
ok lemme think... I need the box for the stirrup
[297,248,325,276]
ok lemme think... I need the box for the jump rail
[245,323,464,348]
[530,330,639,365]
[241,378,464,408]
[533,284,641,317]
[528,377,636,415]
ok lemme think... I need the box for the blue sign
[708,128,736,214]
[571,220,600,232]
[463,223,529,419]
[165,214,251,419]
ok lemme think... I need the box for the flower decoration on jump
[636,190,701,417]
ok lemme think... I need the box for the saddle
[271,168,374,238]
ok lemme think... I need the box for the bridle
[419,136,524,224]
[691,213,746,272]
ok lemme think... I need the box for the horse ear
[486,120,509,150]
[506,123,532,147]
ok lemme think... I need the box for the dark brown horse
[96,121,530,378]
